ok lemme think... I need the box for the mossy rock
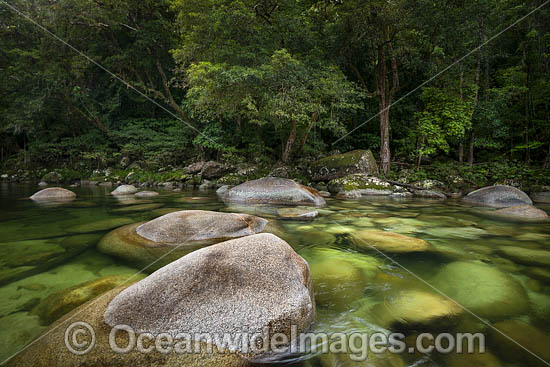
[497,246,550,266]
[32,274,146,325]
[97,222,204,270]
[309,258,366,311]
[431,261,529,319]
[327,173,391,194]
[488,320,550,367]
[217,173,246,186]
[66,217,135,233]
[0,235,100,286]
[310,150,379,181]
[371,289,463,330]
[41,171,62,183]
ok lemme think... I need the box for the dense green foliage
[1,0,549,172]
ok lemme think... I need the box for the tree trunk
[282,119,297,163]
[459,143,464,163]
[380,106,391,174]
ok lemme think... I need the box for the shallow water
[1,183,549,366]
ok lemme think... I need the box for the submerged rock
[310,149,379,181]
[422,226,488,240]
[310,258,366,310]
[67,217,134,233]
[372,289,463,329]
[105,233,314,356]
[497,246,550,266]
[110,184,137,195]
[111,203,164,213]
[350,230,431,253]
[462,185,532,208]
[431,261,529,319]
[490,205,549,221]
[277,207,318,221]
[221,177,325,206]
[488,320,550,367]
[134,190,159,198]
[32,274,145,325]
[412,189,447,199]
[98,210,267,269]
[0,234,100,286]
[29,187,76,202]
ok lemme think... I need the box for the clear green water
[1,183,549,366]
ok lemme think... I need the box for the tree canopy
[1,0,549,171]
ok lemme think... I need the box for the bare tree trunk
[282,119,297,163]
[155,58,195,128]
[377,31,399,175]
[459,143,464,163]
[380,106,391,174]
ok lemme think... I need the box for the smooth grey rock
[463,185,532,208]
[30,187,76,202]
[38,181,48,187]
[136,210,267,243]
[110,185,137,195]
[216,185,230,196]
[104,233,315,356]
[222,177,325,206]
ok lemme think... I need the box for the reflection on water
[1,183,549,366]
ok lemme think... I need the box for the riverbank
[2,151,550,198]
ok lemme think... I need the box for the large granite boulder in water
[98,210,268,270]
[7,286,250,367]
[462,185,532,208]
[105,233,315,356]
[309,149,379,181]
[30,187,76,202]
[490,205,549,221]
[221,177,325,206]
[9,234,314,367]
